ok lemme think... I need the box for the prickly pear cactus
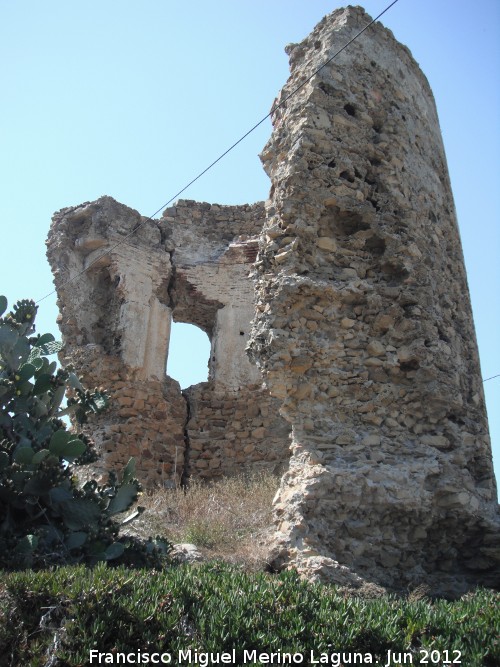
[0,295,171,569]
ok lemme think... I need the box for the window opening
[167,322,210,389]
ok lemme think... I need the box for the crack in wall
[180,390,192,487]
[167,247,192,487]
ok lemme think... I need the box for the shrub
[0,295,170,569]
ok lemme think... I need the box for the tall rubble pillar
[248,6,499,592]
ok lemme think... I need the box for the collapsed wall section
[247,6,499,592]
[47,197,290,485]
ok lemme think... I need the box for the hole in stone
[167,322,210,389]
[367,198,380,212]
[364,235,386,255]
[239,331,245,336]
[381,261,409,283]
[447,414,464,426]
[337,211,371,235]
[400,359,420,372]
[328,159,337,168]
[339,170,355,183]
[344,103,356,117]
[318,82,335,96]
[402,303,417,318]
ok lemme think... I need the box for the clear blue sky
[1,1,499,482]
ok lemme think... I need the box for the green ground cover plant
[0,562,498,666]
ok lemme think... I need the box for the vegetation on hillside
[0,563,498,666]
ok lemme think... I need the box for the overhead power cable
[36,0,400,305]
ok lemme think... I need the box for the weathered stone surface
[46,197,290,485]
[46,6,499,593]
[247,6,499,593]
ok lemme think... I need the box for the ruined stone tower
[47,6,499,592]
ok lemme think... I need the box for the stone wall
[184,383,289,480]
[47,197,290,486]
[247,6,499,593]
[165,199,290,481]
[47,5,499,592]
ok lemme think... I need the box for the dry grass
[129,471,280,570]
